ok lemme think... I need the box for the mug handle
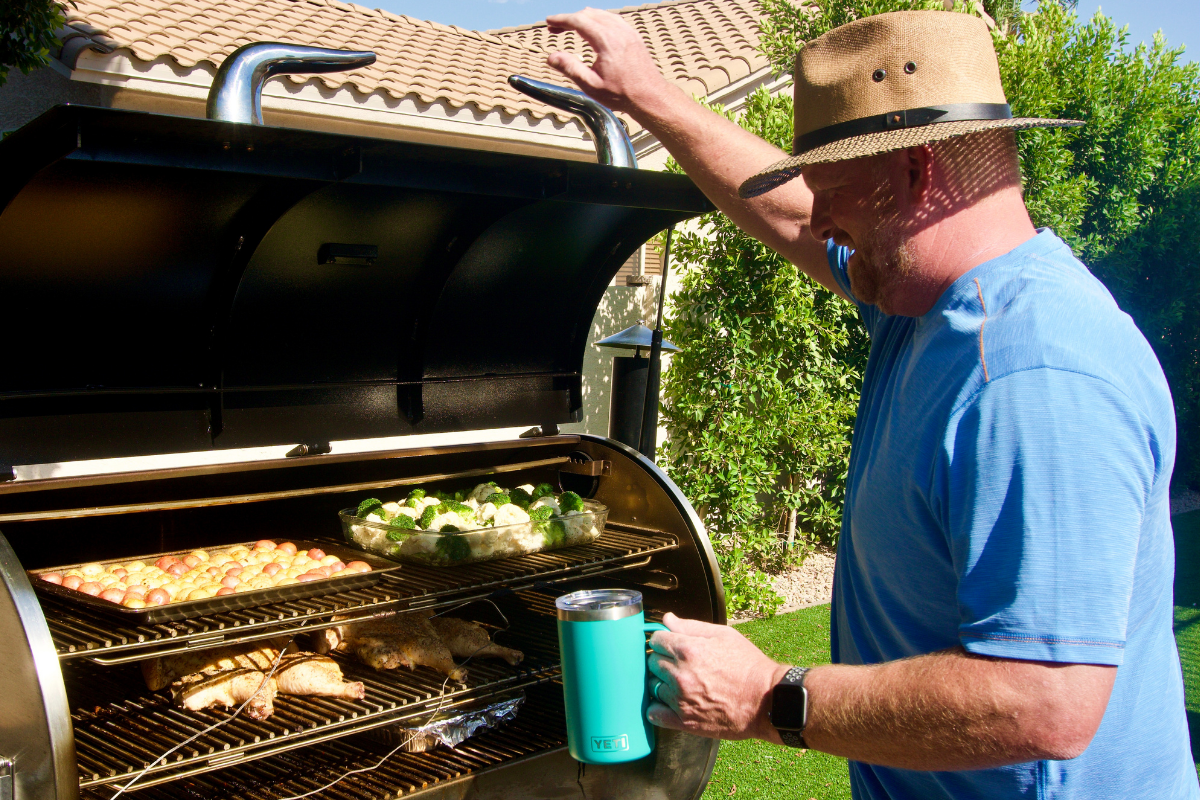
[644,622,668,634]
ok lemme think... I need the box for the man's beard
[845,212,917,314]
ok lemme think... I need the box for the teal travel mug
[556,589,668,764]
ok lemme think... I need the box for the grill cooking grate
[44,526,676,663]
[80,685,569,800]
[66,598,563,791]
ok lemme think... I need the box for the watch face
[771,682,807,730]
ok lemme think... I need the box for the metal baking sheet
[28,539,401,624]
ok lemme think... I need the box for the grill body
[0,101,721,800]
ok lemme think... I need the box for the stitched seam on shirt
[946,365,1146,422]
[974,277,990,382]
[960,632,1124,648]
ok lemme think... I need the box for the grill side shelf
[67,599,562,792]
[45,528,677,663]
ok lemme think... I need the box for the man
[545,8,1197,799]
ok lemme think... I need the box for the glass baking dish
[340,500,607,566]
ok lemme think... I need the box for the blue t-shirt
[827,230,1197,800]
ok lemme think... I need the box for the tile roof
[490,0,768,101]
[59,0,767,127]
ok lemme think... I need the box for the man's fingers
[546,51,603,94]
[662,612,728,638]
[648,652,679,684]
[646,701,684,730]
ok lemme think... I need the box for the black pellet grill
[0,104,724,800]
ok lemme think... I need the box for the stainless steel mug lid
[556,588,643,621]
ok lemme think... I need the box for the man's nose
[808,193,835,242]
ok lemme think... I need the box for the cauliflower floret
[399,535,439,556]
[530,496,560,515]
[479,502,498,522]
[429,511,476,531]
[365,512,387,525]
[492,503,530,527]
[393,506,419,520]
[462,497,480,512]
[417,496,443,511]
[469,482,503,504]
[559,514,597,544]
[382,502,402,518]
[514,484,535,496]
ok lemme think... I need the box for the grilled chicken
[429,617,524,665]
[172,668,278,720]
[143,639,295,691]
[275,653,365,700]
[319,613,467,682]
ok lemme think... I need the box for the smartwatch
[769,666,810,748]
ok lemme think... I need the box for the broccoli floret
[484,492,511,508]
[434,535,472,563]
[445,501,476,520]
[433,490,455,503]
[418,503,445,529]
[509,487,533,509]
[454,489,467,502]
[528,505,554,522]
[386,514,418,540]
[404,489,427,508]
[541,519,567,549]
[356,498,384,518]
[531,483,555,501]
[559,491,585,513]
[440,524,462,533]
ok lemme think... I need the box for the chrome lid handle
[509,75,637,168]
[207,43,377,125]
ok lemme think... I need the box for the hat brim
[738,117,1084,200]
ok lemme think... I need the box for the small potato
[275,542,298,556]
[124,584,148,598]
[109,567,128,579]
[344,561,372,573]
[225,565,244,577]
[277,576,299,586]
[228,545,251,557]
[146,588,170,606]
[64,569,84,579]
[220,575,241,589]
[208,554,233,567]
[166,562,189,577]
[284,568,303,579]
[125,561,147,571]
[40,573,64,585]
[78,582,103,596]
[189,550,210,562]
[262,562,283,577]
[295,573,321,582]
[215,587,235,596]
[186,587,215,601]
[306,548,326,560]
[99,588,125,604]
[319,555,339,567]
[206,566,223,577]
[310,566,332,579]
[182,554,202,569]
[328,561,347,573]
[62,575,84,590]
[253,540,277,551]
[98,576,118,588]
[80,563,104,577]
[154,556,177,571]
[123,597,147,609]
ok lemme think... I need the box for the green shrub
[660,90,869,616]
[0,0,73,87]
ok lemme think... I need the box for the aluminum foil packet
[370,692,525,753]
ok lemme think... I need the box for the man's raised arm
[545,8,842,296]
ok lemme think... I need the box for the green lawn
[703,509,1200,798]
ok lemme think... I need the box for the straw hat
[738,10,1082,199]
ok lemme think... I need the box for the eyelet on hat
[872,68,887,82]
[904,61,917,74]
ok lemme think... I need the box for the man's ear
[900,145,934,210]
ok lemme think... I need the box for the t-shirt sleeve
[940,367,1159,665]
[826,240,881,333]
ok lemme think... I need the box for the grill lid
[0,105,711,467]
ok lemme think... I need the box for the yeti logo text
[590,734,630,753]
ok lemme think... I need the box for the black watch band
[770,666,810,749]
